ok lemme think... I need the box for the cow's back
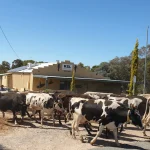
[0,93,26,112]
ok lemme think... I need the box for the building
[0,74,3,85]
[1,60,129,93]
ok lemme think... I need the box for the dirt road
[0,113,150,150]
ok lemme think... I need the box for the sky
[0,0,150,67]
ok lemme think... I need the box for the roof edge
[33,75,130,83]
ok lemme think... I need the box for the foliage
[23,60,35,66]
[12,59,23,69]
[70,70,75,92]
[129,39,139,95]
[0,61,10,73]
[78,62,84,68]
[43,89,54,93]
[91,65,99,72]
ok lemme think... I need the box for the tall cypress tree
[70,69,75,92]
[129,39,139,95]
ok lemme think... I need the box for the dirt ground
[0,112,150,150]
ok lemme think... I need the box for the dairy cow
[0,92,29,124]
[108,95,150,136]
[70,98,143,147]
[26,93,65,126]
[58,94,95,134]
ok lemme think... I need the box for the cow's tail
[142,98,150,122]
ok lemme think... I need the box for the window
[60,81,70,90]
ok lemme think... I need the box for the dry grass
[0,118,7,131]
[0,116,12,134]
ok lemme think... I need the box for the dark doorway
[60,81,70,90]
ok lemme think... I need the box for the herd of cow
[0,91,150,147]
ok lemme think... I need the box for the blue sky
[0,0,150,67]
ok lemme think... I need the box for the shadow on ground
[86,137,149,150]
[0,144,10,150]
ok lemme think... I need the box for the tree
[78,62,84,68]
[91,65,99,72]
[12,59,23,69]
[23,60,35,66]
[138,44,150,58]
[0,61,10,73]
[129,39,139,95]
[70,70,75,92]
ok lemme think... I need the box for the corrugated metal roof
[33,75,129,83]
[7,62,57,73]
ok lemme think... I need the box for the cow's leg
[2,111,5,118]
[84,123,92,136]
[143,124,147,136]
[90,124,104,145]
[143,114,150,136]
[106,122,120,147]
[120,124,124,133]
[12,111,18,125]
[71,119,76,138]
[124,122,127,128]
[63,113,67,123]
[113,128,120,147]
[58,114,62,125]
[87,123,93,131]
[39,111,41,120]
[21,115,24,123]
[26,110,32,119]
[105,127,109,139]
[52,111,55,126]
[66,113,71,122]
[40,110,44,127]
[74,118,84,142]
[33,110,38,123]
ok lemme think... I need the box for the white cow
[26,93,64,127]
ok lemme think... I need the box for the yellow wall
[32,78,60,91]
[32,60,105,79]
[2,75,8,87]
[12,73,31,91]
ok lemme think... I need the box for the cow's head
[53,96,65,113]
[17,95,27,117]
[46,94,65,113]
[129,106,143,130]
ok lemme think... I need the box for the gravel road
[0,113,150,150]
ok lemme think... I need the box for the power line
[0,25,20,59]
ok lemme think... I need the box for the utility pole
[143,26,149,94]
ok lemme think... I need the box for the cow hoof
[90,141,95,146]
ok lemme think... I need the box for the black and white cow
[70,98,143,147]
[108,95,150,136]
[0,92,30,124]
[58,94,96,134]
[26,93,65,126]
